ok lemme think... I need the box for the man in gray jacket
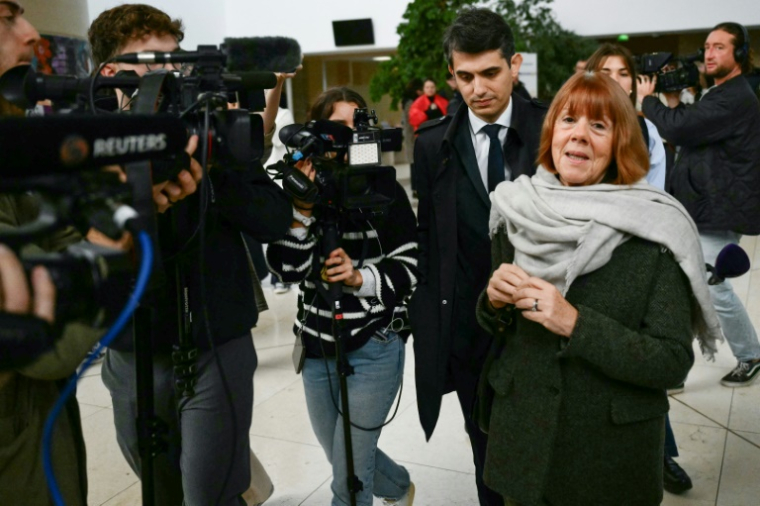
[641,22,760,387]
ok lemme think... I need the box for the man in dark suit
[409,8,547,505]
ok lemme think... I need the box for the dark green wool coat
[476,232,695,506]
[0,194,95,506]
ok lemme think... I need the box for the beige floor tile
[717,432,760,506]
[256,343,298,372]
[80,360,103,378]
[76,374,113,408]
[668,422,727,504]
[661,498,716,506]
[253,365,301,407]
[256,289,300,327]
[252,320,300,350]
[379,393,476,475]
[693,337,739,371]
[670,365,734,427]
[98,482,141,506]
[79,402,106,420]
[247,435,332,506]
[669,397,722,429]
[81,408,139,506]
[249,380,320,447]
[732,430,760,446]
[727,382,760,434]
[300,461,478,506]
[742,235,759,271]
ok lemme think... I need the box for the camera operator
[0,3,112,503]
[640,22,760,387]
[266,87,418,506]
[88,4,291,505]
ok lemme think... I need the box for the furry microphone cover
[224,37,302,73]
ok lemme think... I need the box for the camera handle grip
[321,218,343,302]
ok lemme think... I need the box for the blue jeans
[700,231,760,362]
[303,330,411,506]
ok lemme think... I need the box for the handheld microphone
[706,243,751,285]
[0,114,188,175]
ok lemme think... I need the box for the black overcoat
[409,93,547,439]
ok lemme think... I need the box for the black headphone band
[731,22,750,63]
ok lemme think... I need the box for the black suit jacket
[409,93,547,439]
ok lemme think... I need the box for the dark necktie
[483,124,505,192]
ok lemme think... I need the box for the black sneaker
[663,455,693,494]
[720,360,760,387]
[667,382,685,395]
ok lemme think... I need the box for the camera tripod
[127,160,201,506]
[312,208,364,506]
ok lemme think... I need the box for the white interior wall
[87,0,228,49]
[551,0,759,37]
[224,0,410,54]
[85,0,760,55]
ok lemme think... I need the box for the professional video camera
[0,114,177,369]
[0,45,277,172]
[635,51,703,93]
[271,108,402,217]
[0,44,279,369]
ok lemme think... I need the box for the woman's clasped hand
[488,263,578,338]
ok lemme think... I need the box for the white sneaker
[273,282,290,294]
[382,482,415,506]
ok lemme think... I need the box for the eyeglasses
[144,61,193,76]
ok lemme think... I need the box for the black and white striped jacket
[266,182,418,357]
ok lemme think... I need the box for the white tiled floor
[77,233,760,506]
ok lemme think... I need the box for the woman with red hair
[475,72,720,505]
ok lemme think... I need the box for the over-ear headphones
[731,22,750,64]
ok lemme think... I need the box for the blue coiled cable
[42,230,153,506]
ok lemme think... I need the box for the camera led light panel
[348,141,381,166]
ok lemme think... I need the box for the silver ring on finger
[532,299,539,312]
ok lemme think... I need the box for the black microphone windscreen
[224,37,302,73]
[0,115,188,176]
[715,243,751,279]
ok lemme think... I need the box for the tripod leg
[134,307,158,506]
[333,315,362,506]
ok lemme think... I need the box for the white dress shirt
[468,100,514,191]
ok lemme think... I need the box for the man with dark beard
[641,22,760,388]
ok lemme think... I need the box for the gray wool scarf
[489,167,722,359]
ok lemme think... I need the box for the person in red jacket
[409,78,449,130]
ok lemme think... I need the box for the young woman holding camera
[266,87,418,506]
